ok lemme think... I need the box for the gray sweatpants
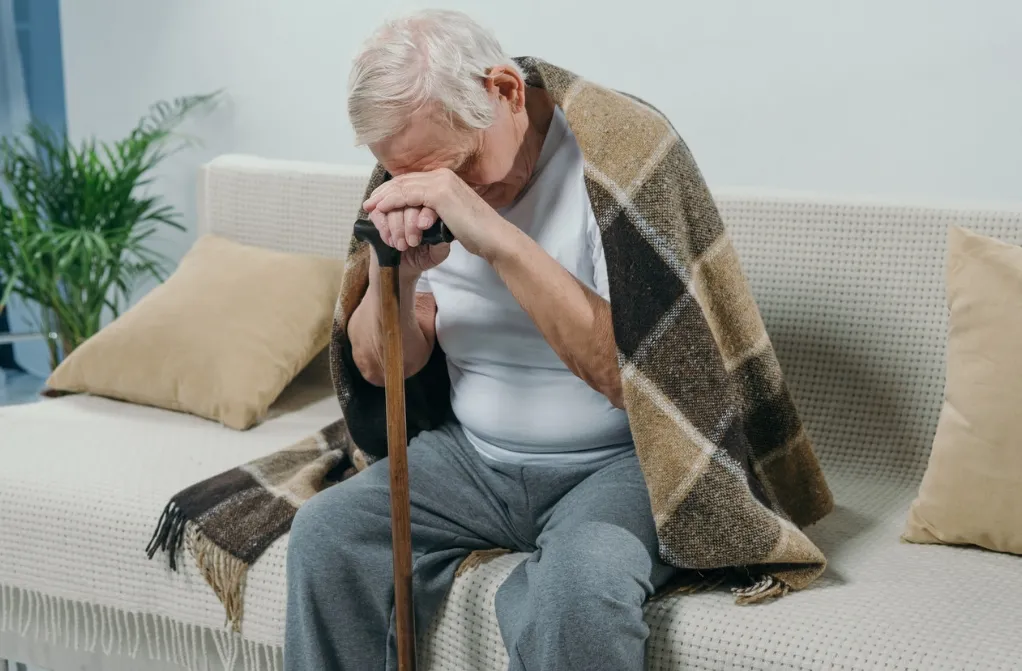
[284,422,674,671]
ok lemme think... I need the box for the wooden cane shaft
[379,266,416,670]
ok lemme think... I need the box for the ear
[484,65,526,113]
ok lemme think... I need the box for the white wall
[60,0,1022,265]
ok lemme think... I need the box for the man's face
[369,94,528,210]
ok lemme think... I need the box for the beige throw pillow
[903,226,1022,555]
[47,234,345,430]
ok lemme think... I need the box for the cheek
[466,125,518,185]
[473,151,516,185]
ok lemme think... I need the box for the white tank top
[416,106,633,465]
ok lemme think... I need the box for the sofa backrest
[198,154,369,258]
[717,190,1022,482]
[198,154,1022,482]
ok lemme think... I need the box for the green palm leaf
[0,90,222,367]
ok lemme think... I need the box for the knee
[287,477,386,572]
[538,523,655,607]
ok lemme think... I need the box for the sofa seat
[429,467,1022,671]
[1,392,312,669]
[3,391,1020,671]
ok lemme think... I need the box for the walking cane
[353,215,454,671]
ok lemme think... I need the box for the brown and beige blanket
[147,57,833,632]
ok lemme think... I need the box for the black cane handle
[353,218,455,268]
[421,219,456,246]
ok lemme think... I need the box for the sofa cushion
[46,234,345,430]
[902,226,1022,555]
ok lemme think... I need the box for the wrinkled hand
[364,168,507,259]
[365,205,451,279]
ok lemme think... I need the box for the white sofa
[2,154,1021,671]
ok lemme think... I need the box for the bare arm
[360,169,622,406]
[346,254,437,387]
[487,226,624,408]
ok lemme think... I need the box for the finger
[387,210,407,251]
[364,176,410,211]
[404,207,422,247]
[374,183,425,215]
[418,207,438,230]
[369,209,392,246]
[363,182,389,211]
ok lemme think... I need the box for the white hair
[347,9,521,145]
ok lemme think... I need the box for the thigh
[299,422,522,555]
[536,453,674,587]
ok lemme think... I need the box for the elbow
[352,343,385,387]
[577,364,625,409]
[347,303,385,387]
[352,335,432,386]
[569,349,624,409]
[403,353,431,380]
[602,378,625,410]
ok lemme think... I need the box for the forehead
[370,107,474,175]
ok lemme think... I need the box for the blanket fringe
[651,570,791,605]
[145,501,189,571]
[0,583,280,671]
[732,574,790,605]
[186,525,249,633]
[455,548,512,578]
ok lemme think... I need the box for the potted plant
[0,92,221,370]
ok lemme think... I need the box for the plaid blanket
[148,57,833,632]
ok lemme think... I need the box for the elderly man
[284,7,830,671]
[285,9,670,671]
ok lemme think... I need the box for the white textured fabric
[419,107,630,465]
[716,190,1022,481]
[196,154,366,259]
[3,155,1022,670]
[0,364,338,670]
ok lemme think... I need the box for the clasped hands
[363,169,510,274]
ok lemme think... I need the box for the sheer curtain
[0,0,49,379]
[0,1,29,134]
[1,16,48,671]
